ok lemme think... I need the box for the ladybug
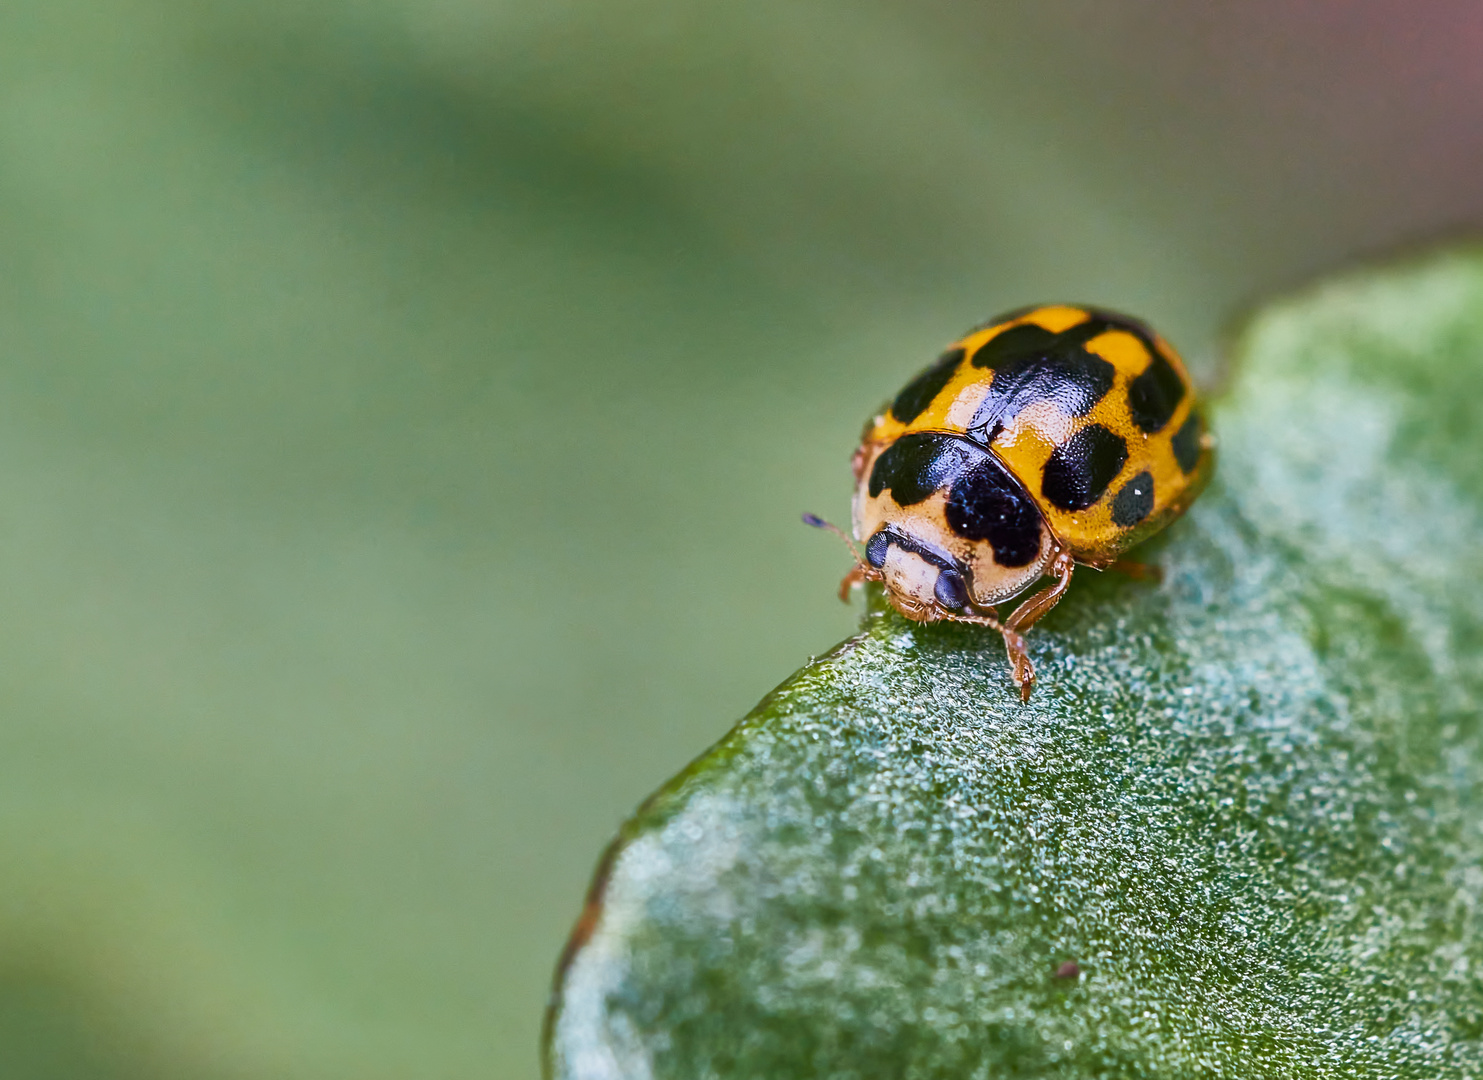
[807,304,1214,701]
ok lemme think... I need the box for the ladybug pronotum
[809,304,1214,701]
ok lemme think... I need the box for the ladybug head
[864,526,970,619]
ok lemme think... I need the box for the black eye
[934,568,968,610]
[865,530,890,569]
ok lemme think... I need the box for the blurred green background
[1,2,1481,1077]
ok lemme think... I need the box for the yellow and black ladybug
[808,305,1214,701]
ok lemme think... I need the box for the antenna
[801,512,866,569]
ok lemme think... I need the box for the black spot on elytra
[1042,425,1128,511]
[943,456,1044,567]
[1128,348,1186,433]
[868,432,983,505]
[970,311,1131,372]
[970,323,1060,368]
[1171,412,1203,473]
[967,352,1116,443]
[890,347,965,424]
[964,314,1129,443]
[1111,470,1154,527]
[934,568,968,610]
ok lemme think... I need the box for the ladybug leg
[1000,553,1076,702]
[999,627,1035,703]
[837,563,872,603]
[1006,552,1075,635]
[1107,558,1163,584]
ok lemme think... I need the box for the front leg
[837,563,871,603]
[1001,551,1076,702]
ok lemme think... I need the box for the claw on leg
[1002,628,1035,702]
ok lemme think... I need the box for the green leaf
[545,246,1483,1078]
